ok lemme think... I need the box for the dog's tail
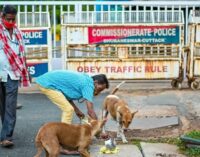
[110,81,126,95]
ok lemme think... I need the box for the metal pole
[25,5,27,26]
[53,5,56,57]
[17,5,21,27]
[39,5,42,26]
[32,5,35,26]
[185,6,189,44]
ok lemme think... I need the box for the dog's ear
[132,110,138,117]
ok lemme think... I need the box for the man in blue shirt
[36,70,109,155]
[36,70,109,123]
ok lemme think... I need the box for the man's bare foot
[60,147,79,155]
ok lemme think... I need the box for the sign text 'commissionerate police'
[88,25,180,44]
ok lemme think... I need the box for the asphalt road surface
[0,80,199,157]
[0,92,108,157]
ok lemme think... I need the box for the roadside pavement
[18,80,173,94]
[89,143,186,157]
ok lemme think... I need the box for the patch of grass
[131,133,200,157]
[144,137,181,145]
[185,130,200,140]
[185,148,200,157]
[131,139,142,150]
[180,130,200,157]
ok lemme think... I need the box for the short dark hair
[92,74,109,88]
[2,5,17,16]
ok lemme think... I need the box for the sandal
[0,140,14,147]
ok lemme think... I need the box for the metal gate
[1,1,200,54]
[1,1,200,84]
[61,9,185,88]
[186,10,200,89]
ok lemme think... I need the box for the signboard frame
[20,27,52,78]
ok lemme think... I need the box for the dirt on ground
[102,118,199,142]
[126,118,200,140]
[105,88,200,140]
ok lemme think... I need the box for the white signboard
[67,60,180,79]
[67,27,88,44]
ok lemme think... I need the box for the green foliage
[178,141,200,157]
[180,130,200,157]
[185,148,200,157]
[82,5,94,11]
[131,139,142,150]
[185,130,200,140]
[52,24,61,35]
[131,136,200,157]
[145,137,181,145]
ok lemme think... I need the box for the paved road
[0,92,109,157]
[0,81,199,157]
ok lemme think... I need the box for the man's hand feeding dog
[102,81,138,143]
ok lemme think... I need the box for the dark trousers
[0,76,19,141]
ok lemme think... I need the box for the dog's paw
[116,133,121,138]
[122,139,128,143]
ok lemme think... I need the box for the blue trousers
[0,76,19,141]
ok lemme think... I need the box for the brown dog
[34,118,106,157]
[102,82,138,143]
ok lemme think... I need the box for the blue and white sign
[27,62,48,77]
[22,29,48,45]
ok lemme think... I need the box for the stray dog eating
[102,81,138,143]
[34,118,106,157]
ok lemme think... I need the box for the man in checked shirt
[0,5,31,147]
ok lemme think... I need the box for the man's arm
[85,100,98,120]
[69,100,85,119]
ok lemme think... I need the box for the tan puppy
[34,118,106,157]
[102,82,138,143]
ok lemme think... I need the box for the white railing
[18,12,50,28]
[1,1,200,49]
[66,45,180,58]
[62,11,184,25]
